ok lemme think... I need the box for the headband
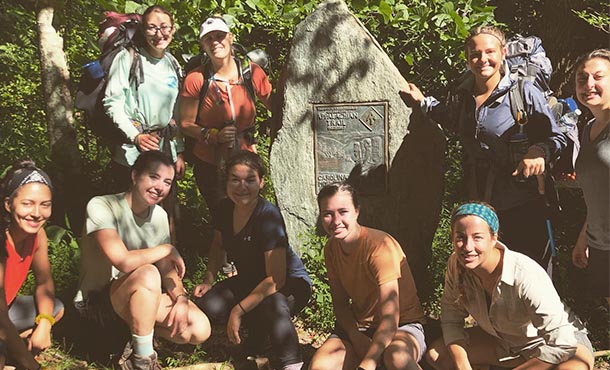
[5,168,53,199]
[454,203,499,233]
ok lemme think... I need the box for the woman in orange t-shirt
[310,182,426,370]
[0,159,63,370]
[180,16,272,214]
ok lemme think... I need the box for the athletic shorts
[495,329,594,364]
[76,281,122,328]
[329,321,427,362]
[8,295,64,332]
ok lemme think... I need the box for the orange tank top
[4,234,38,305]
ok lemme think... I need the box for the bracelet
[35,313,56,326]
[237,302,247,313]
[208,128,219,144]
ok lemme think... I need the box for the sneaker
[117,341,162,370]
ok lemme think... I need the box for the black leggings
[192,158,224,218]
[195,276,311,367]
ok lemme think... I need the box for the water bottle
[557,97,581,134]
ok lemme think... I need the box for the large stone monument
[270,0,445,295]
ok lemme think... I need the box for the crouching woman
[0,160,63,370]
[426,202,594,370]
[75,151,210,369]
[310,182,427,370]
[193,151,311,370]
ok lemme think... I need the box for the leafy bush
[297,229,335,333]
[19,225,81,297]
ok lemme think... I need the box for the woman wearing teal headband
[425,202,594,370]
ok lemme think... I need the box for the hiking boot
[117,341,162,370]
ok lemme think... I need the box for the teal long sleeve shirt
[103,47,183,166]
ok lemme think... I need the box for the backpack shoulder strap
[127,46,141,86]
[236,54,256,102]
[244,61,255,101]
[126,46,148,128]
[165,52,184,80]
[194,59,212,125]
[508,78,528,126]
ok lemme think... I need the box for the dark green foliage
[297,229,335,333]
[0,3,48,168]
[19,225,81,296]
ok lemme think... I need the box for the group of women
[0,4,607,370]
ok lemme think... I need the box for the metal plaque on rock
[314,102,388,194]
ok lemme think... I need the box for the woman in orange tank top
[0,159,63,370]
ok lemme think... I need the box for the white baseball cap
[199,17,230,39]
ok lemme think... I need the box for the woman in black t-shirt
[193,151,311,370]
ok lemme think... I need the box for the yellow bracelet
[35,313,56,326]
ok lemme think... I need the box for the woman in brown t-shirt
[310,182,426,370]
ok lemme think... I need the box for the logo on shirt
[167,76,178,89]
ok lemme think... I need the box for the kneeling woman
[0,160,63,370]
[427,202,594,370]
[310,183,427,370]
[193,151,311,370]
[75,151,210,369]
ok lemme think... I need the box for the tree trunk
[37,2,87,232]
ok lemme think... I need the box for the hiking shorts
[330,321,427,362]
[8,295,64,332]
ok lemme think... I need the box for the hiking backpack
[505,34,580,177]
[181,44,269,163]
[75,11,182,145]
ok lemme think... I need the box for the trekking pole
[545,216,557,257]
[537,174,557,258]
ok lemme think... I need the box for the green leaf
[245,0,259,10]
[404,52,414,66]
[124,1,141,13]
[45,225,69,246]
[378,0,392,24]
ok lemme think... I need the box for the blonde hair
[464,25,506,53]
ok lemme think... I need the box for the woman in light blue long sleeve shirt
[103,5,184,190]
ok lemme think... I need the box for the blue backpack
[505,34,580,176]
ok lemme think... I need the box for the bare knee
[556,344,594,370]
[130,264,162,294]
[308,354,337,370]
[384,347,419,370]
[425,337,453,370]
[185,307,211,344]
[309,339,348,370]
[384,334,422,370]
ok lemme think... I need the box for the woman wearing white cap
[179,16,272,217]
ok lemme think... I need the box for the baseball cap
[199,17,230,39]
